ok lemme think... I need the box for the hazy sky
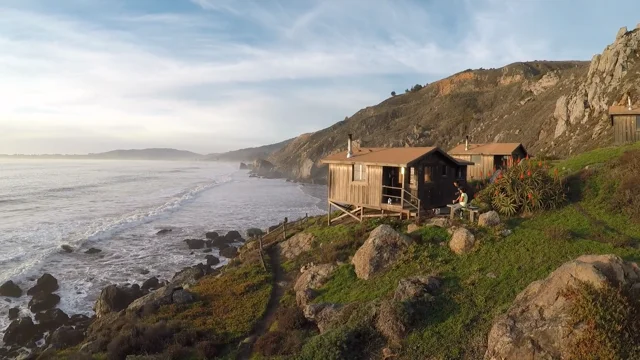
[1,0,639,154]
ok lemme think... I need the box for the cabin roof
[448,142,525,156]
[609,105,640,116]
[321,146,472,167]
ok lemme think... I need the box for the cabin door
[382,166,401,204]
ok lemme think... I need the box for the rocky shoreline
[0,228,250,359]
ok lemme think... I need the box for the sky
[1,0,639,155]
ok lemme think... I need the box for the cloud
[0,0,634,154]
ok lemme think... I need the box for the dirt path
[237,245,286,360]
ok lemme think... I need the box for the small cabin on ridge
[448,139,528,181]
[609,103,640,144]
[320,135,473,224]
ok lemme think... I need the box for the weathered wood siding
[613,115,640,144]
[328,164,382,208]
[455,154,494,181]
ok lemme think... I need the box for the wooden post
[258,236,267,271]
[283,217,288,240]
[327,201,331,225]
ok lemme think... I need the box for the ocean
[0,159,326,340]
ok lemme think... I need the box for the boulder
[84,248,102,254]
[3,317,42,346]
[0,280,23,297]
[184,239,205,249]
[478,211,501,227]
[8,307,20,320]
[34,308,69,332]
[205,255,220,266]
[375,300,406,345]
[406,223,420,233]
[303,303,343,333]
[449,228,475,255]
[239,162,248,170]
[126,286,175,315]
[48,326,85,350]
[29,293,60,313]
[141,277,160,291]
[171,266,206,288]
[294,264,337,306]
[172,289,196,305]
[225,231,242,241]
[394,276,441,303]
[27,274,59,295]
[94,285,143,318]
[69,314,92,329]
[61,245,73,253]
[156,229,172,236]
[209,237,234,248]
[205,231,219,240]
[351,225,413,280]
[202,248,212,253]
[220,246,238,259]
[485,254,640,360]
[424,217,450,228]
[277,232,315,260]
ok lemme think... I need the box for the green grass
[554,142,640,175]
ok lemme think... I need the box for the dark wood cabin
[609,105,640,144]
[448,142,527,181]
[320,145,472,224]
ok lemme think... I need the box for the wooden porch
[327,185,421,225]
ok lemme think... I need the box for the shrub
[565,282,640,359]
[298,325,382,360]
[611,150,640,222]
[106,322,173,359]
[195,341,218,359]
[410,84,423,92]
[275,307,308,331]
[254,330,305,356]
[475,159,566,216]
[246,227,264,239]
[391,91,396,96]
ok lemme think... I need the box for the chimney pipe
[628,94,632,110]
[347,134,353,158]
[465,135,469,151]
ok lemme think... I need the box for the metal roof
[448,142,525,156]
[609,105,640,116]
[321,146,473,167]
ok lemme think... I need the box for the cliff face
[268,25,640,181]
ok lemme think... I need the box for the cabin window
[636,116,640,130]
[410,167,416,186]
[423,166,432,182]
[353,164,366,181]
[456,167,464,179]
[471,155,482,164]
[441,165,447,177]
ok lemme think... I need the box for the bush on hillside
[246,227,264,239]
[297,325,382,360]
[474,159,566,216]
[565,282,640,360]
[611,150,640,222]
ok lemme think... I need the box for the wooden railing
[381,185,421,219]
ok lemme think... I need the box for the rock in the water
[84,248,102,254]
[351,225,412,280]
[27,274,59,295]
[69,314,92,329]
[48,326,84,350]
[202,248,212,253]
[29,293,60,312]
[209,237,234,248]
[172,289,196,305]
[478,211,501,227]
[8,307,20,320]
[205,255,220,266]
[277,232,315,260]
[34,308,69,331]
[136,268,150,275]
[0,280,23,298]
[375,300,406,345]
[3,317,41,346]
[205,231,219,240]
[94,285,143,318]
[156,229,172,235]
[141,277,160,291]
[485,254,640,360]
[184,239,205,249]
[394,276,440,303]
[225,230,242,241]
[61,245,73,253]
[406,223,420,233]
[239,162,248,170]
[303,303,343,333]
[294,264,337,306]
[449,228,475,255]
[220,246,238,258]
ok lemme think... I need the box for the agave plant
[474,159,566,216]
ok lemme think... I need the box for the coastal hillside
[11,141,640,359]
[268,25,640,182]
[0,148,203,161]
[203,138,293,162]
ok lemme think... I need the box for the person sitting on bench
[451,187,468,217]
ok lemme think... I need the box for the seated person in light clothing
[451,187,468,217]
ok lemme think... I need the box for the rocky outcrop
[220,246,238,258]
[239,162,249,170]
[85,248,102,254]
[375,300,406,345]
[141,277,160,291]
[2,317,41,347]
[27,273,59,295]
[406,223,420,233]
[394,276,441,303]
[485,254,640,360]
[423,218,450,228]
[29,293,60,312]
[94,284,143,318]
[449,228,475,255]
[8,307,19,320]
[184,239,205,249]
[478,211,501,227]
[0,280,22,297]
[277,232,315,260]
[303,303,343,333]
[205,231,219,240]
[35,308,69,332]
[205,255,220,266]
[352,225,413,280]
[294,263,337,306]
[225,230,242,241]
[48,326,84,350]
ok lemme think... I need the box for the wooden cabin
[320,138,472,224]
[609,105,640,144]
[448,141,528,181]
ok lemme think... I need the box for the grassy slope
[287,144,640,359]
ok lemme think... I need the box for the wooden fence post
[258,235,267,271]
[283,217,288,240]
